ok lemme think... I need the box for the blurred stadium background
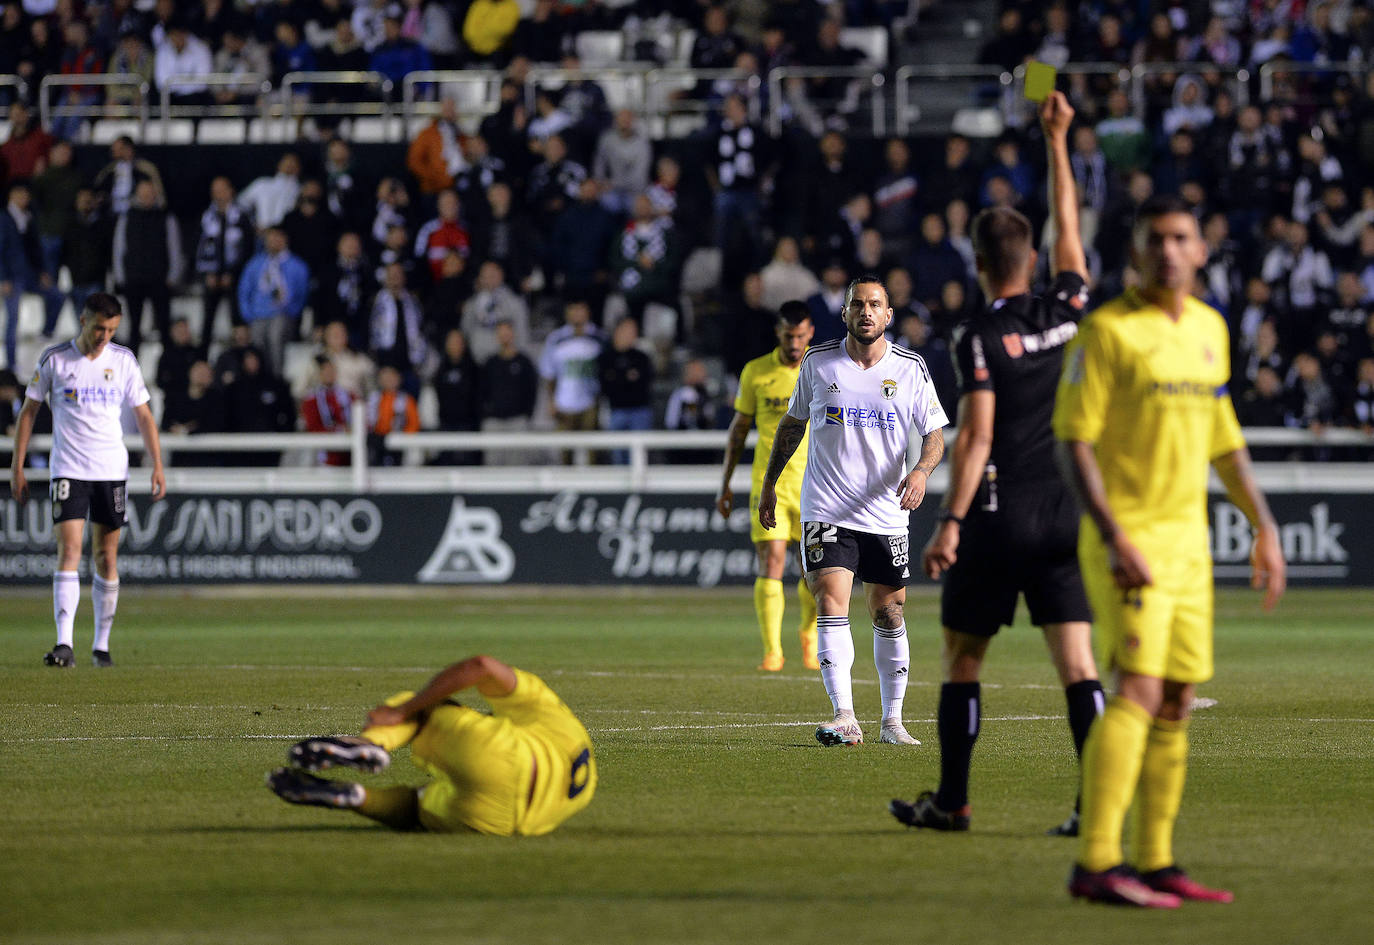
[1,3,1371,581]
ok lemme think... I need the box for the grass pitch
[2,586,1371,945]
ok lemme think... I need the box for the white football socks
[53,571,79,648]
[874,622,910,721]
[92,574,119,653]
[816,615,855,715]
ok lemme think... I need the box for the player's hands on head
[922,523,959,579]
[716,487,733,519]
[756,482,777,530]
[897,469,928,511]
[1107,532,1152,590]
[1251,525,1286,611]
[1039,90,1074,138]
[366,705,407,728]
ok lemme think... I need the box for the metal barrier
[1258,60,1368,101]
[524,66,653,116]
[158,72,271,124]
[893,65,1007,135]
[1129,62,1252,115]
[0,75,27,104]
[644,68,763,121]
[275,71,394,136]
[766,66,886,136]
[38,74,149,132]
[8,424,1366,496]
[401,69,503,130]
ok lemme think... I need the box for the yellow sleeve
[1053,315,1115,444]
[733,362,757,416]
[486,668,567,725]
[1211,392,1247,459]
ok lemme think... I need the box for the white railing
[38,73,150,130]
[766,66,886,136]
[159,72,271,123]
[1258,60,1368,101]
[6,421,1368,496]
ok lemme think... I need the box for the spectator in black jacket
[225,347,295,466]
[62,187,111,327]
[316,231,375,351]
[195,176,252,358]
[432,327,481,465]
[479,319,538,466]
[112,179,183,355]
[598,318,655,464]
[161,360,227,467]
[280,179,339,300]
[156,318,200,397]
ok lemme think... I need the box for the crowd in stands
[2,0,1373,468]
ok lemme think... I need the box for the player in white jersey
[759,276,948,746]
[9,293,165,668]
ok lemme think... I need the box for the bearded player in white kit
[9,292,165,667]
[759,275,948,746]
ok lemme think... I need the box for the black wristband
[939,510,963,526]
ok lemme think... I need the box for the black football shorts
[802,520,911,587]
[51,478,127,529]
[940,481,1091,636]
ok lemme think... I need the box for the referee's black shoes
[889,791,971,831]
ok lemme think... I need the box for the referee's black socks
[1064,679,1106,757]
[935,682,981,811]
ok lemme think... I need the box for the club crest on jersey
[103,368,113,381]
[1002,334,1025,358]
[881,378,897,400]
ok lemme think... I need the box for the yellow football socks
[1133,717,1189,873]
[359,690,419,752]
[1078,696,1152,871]
[358,785,421,830]
[798,578,818,668]
[754,578,784,660]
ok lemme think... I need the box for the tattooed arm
[757,414,808,530]
[716,410,753,518]
[898,427,944,511]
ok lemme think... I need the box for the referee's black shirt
[951,271,1090,486]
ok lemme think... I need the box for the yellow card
[1024,61,1057,102]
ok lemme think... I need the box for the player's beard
[847,321,885,345]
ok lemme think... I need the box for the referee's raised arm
[1041,91,1088,281]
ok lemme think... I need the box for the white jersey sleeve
[786,348,816,422]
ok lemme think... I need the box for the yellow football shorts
[750,480,803,544]
[408,670,597,836]
[1079,538,1214,684]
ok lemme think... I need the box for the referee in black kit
[890,91,1103,835]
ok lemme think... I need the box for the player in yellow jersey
[267,654,596,836]
[1053,195,1286,908]
[717,301,819,671]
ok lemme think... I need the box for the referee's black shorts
[940,480,1091,636]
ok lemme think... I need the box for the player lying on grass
[268,655,596,836]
